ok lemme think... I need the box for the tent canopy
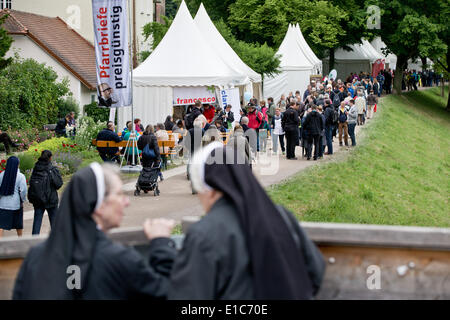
[333,39,384,63]
[263,24,318,100]
[133,0,248,87]
[370,37,397,69]
[194,3,261,83]
[293,23,322,74]
[277,24,315,70]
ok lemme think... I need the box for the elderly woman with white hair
[168,143,325,300]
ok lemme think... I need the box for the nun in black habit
[168,142,326,300]
[13,163,177,300]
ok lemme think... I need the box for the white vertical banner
[109,107,116,122]
[92,0,132,108]
[220,88,241,126]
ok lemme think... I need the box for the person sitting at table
[96,122,122,163]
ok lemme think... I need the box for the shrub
[25,137,82,159]
[0,56,70,130]
[52,151,82,174]
[17,153,35,182]
[84,101,109,122]
[57,96,80,120]
[74,116,106,149]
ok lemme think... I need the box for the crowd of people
[12,147,325,299]
[403,69,443,91]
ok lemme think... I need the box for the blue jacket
[0,170,27,210]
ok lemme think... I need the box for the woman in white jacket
[0,156,27,238]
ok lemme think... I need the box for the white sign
[92,0,132,108]
[220,88,241,126]
[109,107,116,122]
[173,87,216,106]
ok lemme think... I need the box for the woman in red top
[202,104,216,123]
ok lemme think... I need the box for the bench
[43,124,56,131]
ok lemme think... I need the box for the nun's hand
[144,218,176,240]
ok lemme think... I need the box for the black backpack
[332,93,341,108]
[28,169,51,206]
[332,108,339,124]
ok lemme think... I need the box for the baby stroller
[134,162,161,196]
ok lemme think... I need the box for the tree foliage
[140,10,281,75]
[83,101,109,123]
[0,56,70,130]
[368,0,448,93]
[0,14,13,70]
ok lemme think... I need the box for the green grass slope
[268,87,450,227]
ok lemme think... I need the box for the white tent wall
[118,86,173,131]
[263,69,311,101]
[323,59,372,80]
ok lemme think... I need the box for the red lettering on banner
[97,7,110,79]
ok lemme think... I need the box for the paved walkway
[2,110,374,238]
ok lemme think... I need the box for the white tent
[371,37,397,70]
[263,24,317,101]
[194,3,261,84]
[293,23,322,75]
[323,39,385,78]
[408,57,434,72]
[193,3,262,100]
[118,0,249,129]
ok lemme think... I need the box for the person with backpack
[282,102,300,160]
[28,150,63,235]
[324,102,335,155]
[347,100,358,147]
[184,100,203,130]
[246,103,263,152]
[0,156,27,238]
[137,125,161,169]
[337,102,349,147]
[302,105,324,161]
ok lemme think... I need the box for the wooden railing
[0,220,448,300]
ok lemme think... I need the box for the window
[1,0,12,9]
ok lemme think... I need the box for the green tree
[0,56,70,130]
[57,96,80,119]
[0,13,13,70]
[185,0,237,22]
[83,101,109,123]
[228,0,366,70]
[141,14,280,76]
[140,15,173,62]
[215,20,280,77]
[369,0,448,94]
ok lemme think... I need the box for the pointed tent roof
[370,37,397,67]
[334,39,384,63]
[194,3,261,83]
[276,24,315,71]
[133,0,247,87]
[294,23,322,69]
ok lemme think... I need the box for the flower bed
[4,127,55,152]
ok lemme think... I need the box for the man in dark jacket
[28,150,63,235]
[184,101,203,130]
[281,102,300,160]
[303,105,324,160]
[323,103,334,155]
[96,122,122,163]
[218,104,234,129]
[55,116,69,137]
